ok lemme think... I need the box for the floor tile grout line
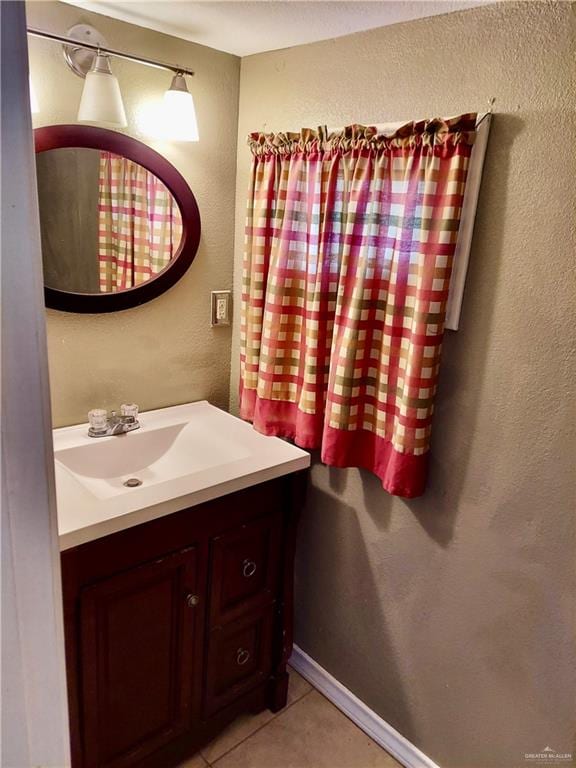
[207,688,315,766]
[196,678,399,768]
[206,687,316,766]
[297,687,403,767]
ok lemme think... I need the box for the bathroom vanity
[54,402,310,768]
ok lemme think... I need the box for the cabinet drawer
[209,513,282,626]
[204,609,274,716]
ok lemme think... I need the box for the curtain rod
[259,111,492,136]
[26,27,195,77]
[326,111,490,134]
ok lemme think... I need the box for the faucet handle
[88,408,107,433]
[121,403,139,421]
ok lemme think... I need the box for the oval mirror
[35,125,201,313]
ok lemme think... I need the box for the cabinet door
[79,547,199,768]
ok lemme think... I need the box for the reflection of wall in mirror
[37,148,100,293]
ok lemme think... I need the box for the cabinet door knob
[236,648,250,666]
[242,559,257,578]
[186,594,200,608]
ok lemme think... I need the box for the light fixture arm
[26,26,195,77]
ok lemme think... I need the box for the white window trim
[445,112,491,330]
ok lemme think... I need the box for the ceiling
[60,1,487,57]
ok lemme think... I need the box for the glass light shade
[163,75,199,142]
[78,54,127,127]
[29,76,39,114]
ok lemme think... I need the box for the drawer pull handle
[236,648,250,666]
[186,594,200,608]
[242,559,257,578]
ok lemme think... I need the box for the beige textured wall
[27,1,240,426]
[231,3,576,767]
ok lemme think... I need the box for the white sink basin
[53,401,310,550]
[56,420,250,500]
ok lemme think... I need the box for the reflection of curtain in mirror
[97,151,183,292]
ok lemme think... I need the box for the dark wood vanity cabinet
[78,547,200,768]
[61,472,307,768]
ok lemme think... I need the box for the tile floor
[179,667,401,768]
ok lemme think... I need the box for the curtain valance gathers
[240,114,477,497]
[248,115,476,156]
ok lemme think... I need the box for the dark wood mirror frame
[35,125,201,313]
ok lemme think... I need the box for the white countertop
[54,401,310,550]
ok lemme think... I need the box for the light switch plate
[211,290,231,326]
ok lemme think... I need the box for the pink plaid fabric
[240,115,476,497]
[98,152,183,292]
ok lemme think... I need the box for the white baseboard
[289,645,440,768]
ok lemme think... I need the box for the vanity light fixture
[27,25,197,139]
[78,53,127,127]
[163,73,199,142]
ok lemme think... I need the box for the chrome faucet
[87,405,140,438]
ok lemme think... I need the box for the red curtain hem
[239,388,428,498]
[321,425,428,498]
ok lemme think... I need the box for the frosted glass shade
[78,55,127,127]
[163,76,199,142]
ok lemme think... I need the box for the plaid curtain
[98,151,183,292]
[240,115,477,497]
